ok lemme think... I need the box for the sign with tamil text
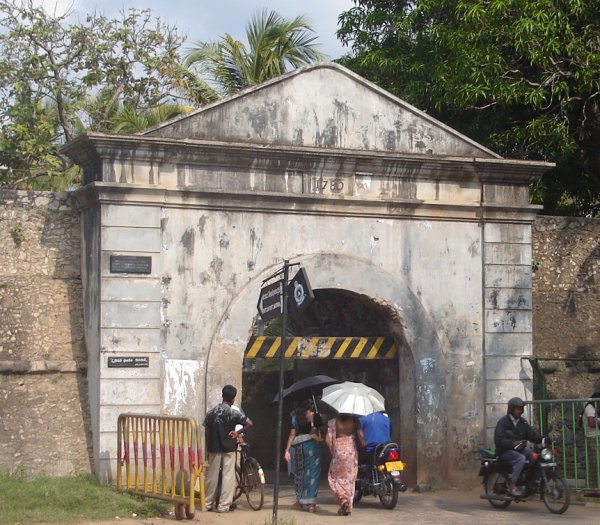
[107,356,149,368]
[257,280,284,321]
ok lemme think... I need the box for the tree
[338,0,600,216]
[109,104,193,134]
[184,9,325,97]
[0,1,187,190]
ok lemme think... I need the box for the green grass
[0,473,170,525]
[261,520,296,525]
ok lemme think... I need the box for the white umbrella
[320,381,385,416]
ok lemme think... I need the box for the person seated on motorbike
[358,410,391,463]
[494,397,545,497]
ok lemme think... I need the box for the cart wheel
[174,503,194,520]
[174,503,185,520]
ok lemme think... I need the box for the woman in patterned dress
[326,413,365,516]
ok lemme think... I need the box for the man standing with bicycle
[203,384,253,513]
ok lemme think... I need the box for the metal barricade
[526,398,600,492]
[117,414,205,519]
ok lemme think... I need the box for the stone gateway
[61,62,552,485]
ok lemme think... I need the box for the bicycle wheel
[233,465,243,501]
[243,457,265,510]
[542,473,570,514]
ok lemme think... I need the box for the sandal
[337,502,350,516]
[307,504,317,513]
[292,501,303,510]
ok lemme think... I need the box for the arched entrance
[209,253,448,485]
[242,288,407,482]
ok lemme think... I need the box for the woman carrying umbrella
[325,413,365,516]
[283,399,325,513]
[321,381,384,516]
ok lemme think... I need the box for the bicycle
[233,441,265,510]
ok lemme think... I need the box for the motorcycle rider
[494,397,545,497]
[358,410,391,463]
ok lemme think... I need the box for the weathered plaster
[145,63,499,159]
[62,62,551,486]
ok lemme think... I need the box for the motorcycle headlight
[541,448,553,461]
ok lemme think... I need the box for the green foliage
[185,9,325,96]
[109,104,194,134]
[0,473,169,524]
[338,0,600,216]
[0,0,187,191]
[9,225,24,247]
[262,518,297,525]
[0,4,326,191]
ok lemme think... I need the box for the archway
[209,253,448,485]
[242,288,404,479]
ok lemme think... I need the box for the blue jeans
[501,447,532,485]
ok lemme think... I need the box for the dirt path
[55,485,600,525]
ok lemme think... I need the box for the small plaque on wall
[107,356,150,368]
[110,255,152,274]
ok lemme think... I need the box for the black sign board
[107,356,149,368]
[110,255,152,274]
[257,280,284,321]
[288,267,314,318]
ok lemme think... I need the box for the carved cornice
[62,132,553,186]
[71,182,542,223]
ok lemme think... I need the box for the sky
[37,0,355,60]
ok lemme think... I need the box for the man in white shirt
[583,391,600,489]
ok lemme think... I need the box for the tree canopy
[0,3,325,191]
[338,0,600,216]
[0,0,186,190]
[184,9,325,97]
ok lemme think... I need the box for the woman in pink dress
[326,413,365,516]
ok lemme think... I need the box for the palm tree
[184,9,325,97]
[109,104,193,134]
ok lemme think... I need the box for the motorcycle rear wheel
[378,475,399,509]
[353,485,363,504]
[484,472,511,509]
[541,473,570,514]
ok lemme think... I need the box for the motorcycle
[354,442,407,509]
[479,439,570,514]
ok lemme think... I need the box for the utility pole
[272,259,289,523]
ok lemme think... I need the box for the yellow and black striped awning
[244,336,397,360]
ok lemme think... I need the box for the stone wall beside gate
[532,217,600,399]
[0,189,598,478]
[0,190,91,476]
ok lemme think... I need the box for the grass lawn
[0,473,169,525]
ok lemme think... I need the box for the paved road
[71,484,600,525]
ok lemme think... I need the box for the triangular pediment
[145,62,499,159]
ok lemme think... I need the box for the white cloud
[32,0,80,16]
